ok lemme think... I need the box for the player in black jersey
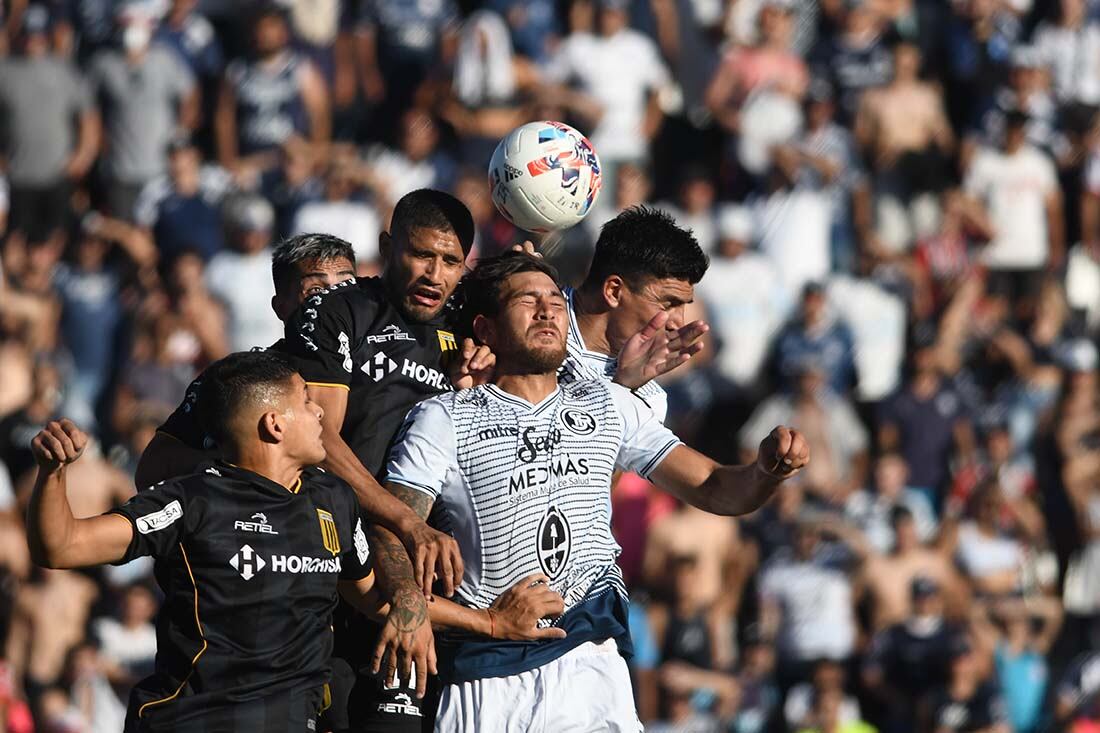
[26,351,377,733]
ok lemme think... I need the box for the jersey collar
[483,384,561,414]
[214,461,305,497]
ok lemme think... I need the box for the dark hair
[195,351,299,449]
[271,233,356,295]
[583,206,709,292]
[455,252,561,339]
[390,189,475,256]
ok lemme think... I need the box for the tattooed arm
[368,483,442,699]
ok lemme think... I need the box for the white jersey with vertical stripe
[559,287,670,423]
[385,378,681,682]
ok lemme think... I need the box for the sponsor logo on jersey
[354,518,370,565]
[366,324,415,345]
[317,509,341,555]
[363,351,398,381]
[377,692,422,717]
[205,467,222,477]
[477,426,520,440]
[537,506,571,580]
[437,330,457,352]
[399,358,450,390]
[234,512,279,535]
[508,457,591,503]
[229,543,266,580]
[560,408,597,435]
[517,426,563,463]
[338,332,354,372]
[135,500,183,534]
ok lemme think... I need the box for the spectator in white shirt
[204,194,282,352]
[1032,0,1100,106]
[544,0,671,188]
[293,154,381,268]
[963,110,1063,305]
[655,165,719,253]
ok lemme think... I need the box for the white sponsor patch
[354,518,370,565]
[135,500,183,535]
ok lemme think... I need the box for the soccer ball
[488,121,603,233]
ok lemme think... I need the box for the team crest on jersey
[537,506,571,580]
[317,509,341,556]
[560,408,597,435]
[437,330,457,352]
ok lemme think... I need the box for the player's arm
[648,428,807,516]
[134,375,215,487]
[26,421,134,568]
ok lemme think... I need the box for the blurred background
[0,0,1099,731]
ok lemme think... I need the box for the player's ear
[472,314,494,348]
[258,411,285,445]
[603,275,625,308]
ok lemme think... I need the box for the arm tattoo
[368,483,436,597]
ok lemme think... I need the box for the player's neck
[225,447,304,493]
[493,372,559,405]
[572,289,614,356]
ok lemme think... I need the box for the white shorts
[434,639,643,732]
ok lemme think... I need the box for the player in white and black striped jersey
[373,252,809,731]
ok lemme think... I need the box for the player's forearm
[694,463,783,516]
[321,430,420,537]
[27,467,79,568]
[428,596,492,636]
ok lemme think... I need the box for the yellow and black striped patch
[437,330,458,352]
[317,509,340,555]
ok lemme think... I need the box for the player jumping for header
[373,252,809,731]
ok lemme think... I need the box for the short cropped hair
[271,233,356,295]
[391,189,475,255]
[583,206,709,292]
[456,252,561,340]
[196,351,299,448]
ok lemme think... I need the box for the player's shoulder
[300,465,358,506]
[562,376,616,403]
[412,390,460,419]
[292,277,383,329]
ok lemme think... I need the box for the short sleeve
[340,513,373,581]
[962,151,991,198]
[610,384,681,478]
[67,66,93,113]
[165,49,196,97]
[108,481,191,562]
[384,398,458,499]
[285,287,363,388]
[157,372,210,450]
[1037,153,1058,194]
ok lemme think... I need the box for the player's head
[271,233,357,321]
[460,252,567,375]
[581,206,709,353]
[380,189,475,323]
[196,351,326,467]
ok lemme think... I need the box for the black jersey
[864,621,961,699]
[284,276,460,477]
[157,341,288,451]
[928,682,1008,733]
[108,462,372,731]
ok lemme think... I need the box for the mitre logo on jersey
[366,324,414,344]
[234,512,279,535]
[560,408,597,435]
[537,506,572,580]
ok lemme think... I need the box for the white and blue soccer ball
[488,121,603,233]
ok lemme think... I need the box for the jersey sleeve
[285,285,364,389]
[107,480,192,562]
[384,398,458,499]
[609,383,682,478]
[340,512,373,581]
[156,372,209,450]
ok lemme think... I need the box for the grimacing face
[606,276,694,354]
[477,270,569,375]
[382,226,465,323]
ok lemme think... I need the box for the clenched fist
[31,420,87,473]
[756,426,809,479]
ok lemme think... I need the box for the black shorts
[985,267,1045,303]
[124,686,326,733]
[9,181,70,242]
[345,669,437,733]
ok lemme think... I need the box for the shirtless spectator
[862,507,968,629]
[856,40,954,253]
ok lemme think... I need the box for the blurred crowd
[0,0,1098,731]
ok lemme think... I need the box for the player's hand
[402,521,464,598]
[31,420,87,473]
[372,584,436,699]
[488,573,568,641]
[614,311,709,390]
[449,338,495,390]
[756,426,809,480]
[510,240,542,258]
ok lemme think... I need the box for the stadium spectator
[925,636,1010,733]
[291,150,382,265]
[153,0,224,81]
[773,282,857,395]
[1032,0,1100,106]
[88,3,198,220]
[363,108,456,211]
[0,5,99,250]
